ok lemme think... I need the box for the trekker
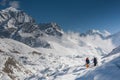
[86,57,90,68]
[93,57,97,66]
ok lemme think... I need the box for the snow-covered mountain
[0,7,120,80]
[0,7,66,48]
[0,7,64,48]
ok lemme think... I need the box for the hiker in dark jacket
[93,57,97,66]
[86,57,90,68]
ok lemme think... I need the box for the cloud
[9,1,19,8]
[0,0,9,6]
[0,0,20,8]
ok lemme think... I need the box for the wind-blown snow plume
[9,1,19,8]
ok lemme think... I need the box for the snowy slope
[0,38,93,80]
[76,52,120,80]
[24,32,115,80]
[0,38,89,80]
[0,38,45,80]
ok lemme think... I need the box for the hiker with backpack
[86,57,90,68]
[93,57,97,66]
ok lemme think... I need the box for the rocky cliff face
[39,22,64,36]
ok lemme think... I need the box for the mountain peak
[50,22,58,27]
[2,7,20,12]
[86,29,101,34]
